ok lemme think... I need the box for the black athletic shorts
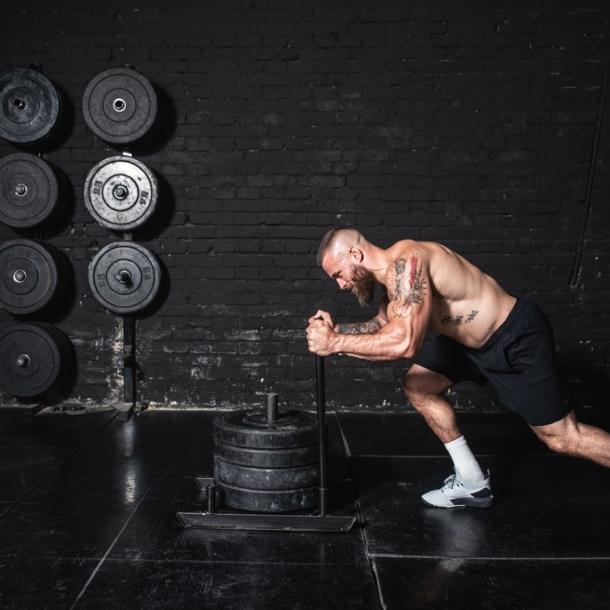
[414,298,571,426]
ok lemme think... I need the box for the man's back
[383,240,517,349]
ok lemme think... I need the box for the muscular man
[306,228,610,508]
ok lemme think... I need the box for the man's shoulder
[387,240,438,267]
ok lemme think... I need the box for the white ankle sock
[444,436,486,484]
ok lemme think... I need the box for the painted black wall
[0,1,609,412]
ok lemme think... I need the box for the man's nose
[337,279,347,290]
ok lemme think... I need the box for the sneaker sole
[421,495,494,509]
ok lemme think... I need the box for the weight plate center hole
[13,98,26,111]
[17,354,30,368]
[113,98,126,113]
[113,184,128,200]
[13,269,27,283]
[116,270,131,284]
[14,183,28,197]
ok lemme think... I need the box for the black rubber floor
[0,408,609,609]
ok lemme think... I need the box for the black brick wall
[0,1,609,413]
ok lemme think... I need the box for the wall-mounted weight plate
[0,322,72,398]
[82,68,159,146]
[0,239,71,315]
[83,156,158,231]
[214,457,318,491]
[0,153,64,228]
[214,440,318,468]
[88,242,161,314]
[214,410,319,450]
[215,481,318,513]
[0,68,62,145]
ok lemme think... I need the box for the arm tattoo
[335,317,382,335]
[391,255,427,318]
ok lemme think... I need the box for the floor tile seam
[76,557,367,566]
[368,554,610,561]
[351,454,558,458]
[335,416,385,610]
[0,413,119,526]
[68,476,158,610]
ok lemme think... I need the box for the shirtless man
[306,228,610,508]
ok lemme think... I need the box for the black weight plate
[88,241,161,314]
[214,457,319,491]
[83,155,157,230]
[0,68,61,145]
[214,410,319,449]
[82,68,159,145]
[214,440,318,468]
[0,153,62,228]
[0,322,71,397]
[0,239,69,314]
[215,481,318,513]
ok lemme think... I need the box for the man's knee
[403,365,452,400]
[531,412,579,455]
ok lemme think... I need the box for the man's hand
[306,319,337,356]
[308,310,335,328]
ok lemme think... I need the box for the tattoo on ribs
[336,317,382,335]
[391,255,427,318]
[441,310,480,326]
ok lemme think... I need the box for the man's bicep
[377,294,390,324]
[390,253,430,320]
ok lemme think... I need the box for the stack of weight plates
[213,408,320,513]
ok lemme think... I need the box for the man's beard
[348,265,376,307]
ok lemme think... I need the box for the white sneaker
[421,469,493,509]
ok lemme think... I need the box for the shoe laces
[442,473,462,492]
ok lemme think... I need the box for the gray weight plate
[84,155,158,231]
[214,440,318,468]
[215,481,318,513]
[88,241,161,314]
[0,153,61,228]
[214,410,319,450]
[214,457,318,491]
[0,239,68,314]
[0,322,71,397]
[82,68,159,145]
[0,68,61,145]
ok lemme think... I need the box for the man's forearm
[335,317,382,335]
[331,325,410,361]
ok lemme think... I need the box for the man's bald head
[316,228,366,267]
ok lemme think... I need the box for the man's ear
[349,247,363,262]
